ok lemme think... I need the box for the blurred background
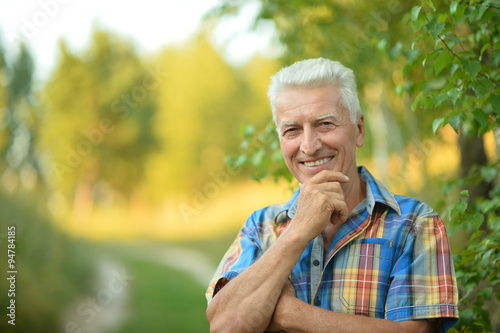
[0,0,498,332]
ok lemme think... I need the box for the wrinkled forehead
[275,86,345,123]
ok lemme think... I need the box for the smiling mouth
[302,157,333,167]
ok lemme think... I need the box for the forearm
[275,297,435,333]
[206,228,310,333]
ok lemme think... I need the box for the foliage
[441,164,500,332]
[226,123,294,184]
[40,29,158,197]
[0,190,95,333]
[143,34,274,196]
[402,1,499,136]
[36,28,278,205]
[0,43,42,192]
[393,1,500,331]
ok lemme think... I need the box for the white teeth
[304,157,332,167]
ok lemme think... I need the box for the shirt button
[314,297,321,306]
[313,259,320,266]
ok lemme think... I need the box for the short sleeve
[205,212,264,303]
[386,208,459,332]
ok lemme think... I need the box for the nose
[300,128,321,155]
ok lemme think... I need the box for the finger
[329,200,349,224]
[308,170,350,185]
[313,181,344,194]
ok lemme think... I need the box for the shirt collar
[274,166,401,224]
[358,166,401,216]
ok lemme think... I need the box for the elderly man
[205,58,459,333]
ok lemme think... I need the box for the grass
[174,231,238,267]
[97,238,236,333]
[113,254,209,333]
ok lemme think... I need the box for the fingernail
[344,175,349,181]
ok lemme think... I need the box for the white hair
[268,58,362,126]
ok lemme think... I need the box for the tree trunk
[458,130,492,232]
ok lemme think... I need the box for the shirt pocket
[337,238,394,318]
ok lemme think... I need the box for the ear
[355,115,365,148]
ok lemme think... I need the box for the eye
[319,121,335,127]
[282,127,298,137]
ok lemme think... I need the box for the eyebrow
[315,114,339,122]
[280,121,298,128]
[279,114,341,130]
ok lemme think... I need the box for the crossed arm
[206,230,435,333]
[206,171,436,333]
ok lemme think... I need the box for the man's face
[275,85,365,184]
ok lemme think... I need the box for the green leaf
[492,49,500,67]
[388,42,403,60]
[234,154,247,167]
[482,286,493,299]
[490,94,500,115]
[425,0,436,11]
[432,117,445,133]
[470,230,484,242]
[395,85,404,95]
[445,35,463,47]
[461,60,481,80]
[412,16,427,32]
[453,3,466,21]
[251,149,265,167]
[434,51,454,75]
[460,190,470,197]
[425,20,445,39]
[450,63,459,75]
[411,6,422,22]
[411,91,424,111]
[464,5,478,23]
[432,93,448,107]
[422,95,435,108]
[477,2,489,20]
[450,1,459,14]
[473,79,492,98]
[453,200,468,215]
[472,109,489,127]
[447,88,461,104]
[449,113,462,132]
[244,124,255,137]
[376,39,387,53]
[470,213,484,231]
[480,43,491,60]
[403,49,421,66]
[410,6,426,32]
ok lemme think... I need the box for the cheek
[279,139,294,157]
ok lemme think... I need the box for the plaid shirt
[206,166,459,332]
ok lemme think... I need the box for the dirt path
[59,258,131,333]
[59,242,215,333]
[113,242,217,287]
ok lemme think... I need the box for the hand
[266,279,297,332]
[290,170,350,241]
